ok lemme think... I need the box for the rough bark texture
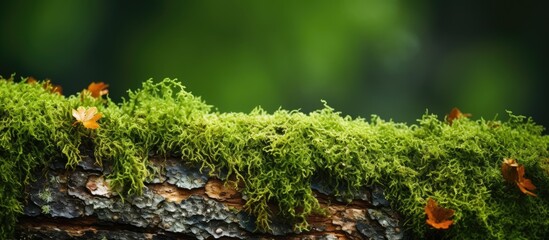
[17,155,408,240]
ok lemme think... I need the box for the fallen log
[3,77,548,239]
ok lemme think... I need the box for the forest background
[1,1,547,128]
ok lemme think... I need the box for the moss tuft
[1,76,548,239]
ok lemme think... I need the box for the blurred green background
[1,1,547,128]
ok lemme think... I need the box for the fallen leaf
[72,106,102,129]
[501,158,519,184]
[447,107,471,125]
[501,158,537,197]
[26,76,38,84]
[425,198,454,229]
[516,165,537,197]
[87,82,109,98]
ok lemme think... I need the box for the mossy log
[3,77,549,239]
[17,154,405,240]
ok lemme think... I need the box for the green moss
[1,76,548,239]
[38,189,52,203]
[40,205,50,214]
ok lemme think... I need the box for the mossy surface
[1,76,548,239]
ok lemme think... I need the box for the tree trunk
[17,155,407,240]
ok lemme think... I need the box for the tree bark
[17,155,407,240]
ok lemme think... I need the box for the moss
[1,75,548,239]
[38,188,52,203]
[40,205,50,214]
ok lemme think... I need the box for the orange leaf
[26,76,38,84]
[516,165,537,197]
[501,158,519,183]
[501,158,538,197]
[72,107,102,129]
[87,82,109,98]
[425,198,454,229]
[446,107,471,125]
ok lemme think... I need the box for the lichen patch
[86,175,116,198]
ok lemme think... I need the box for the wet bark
[17,155,408,240]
